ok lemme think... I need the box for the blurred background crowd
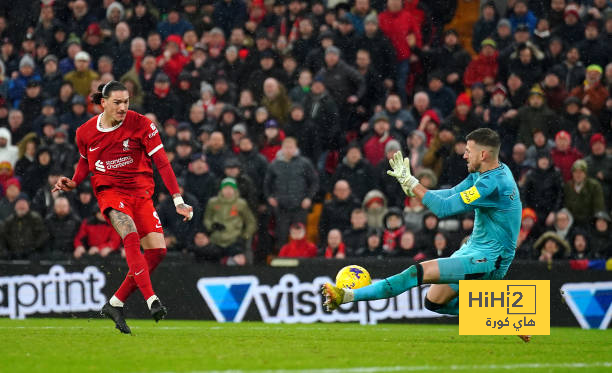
[0,0,610,266]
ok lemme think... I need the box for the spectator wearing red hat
[82,23,108,65]
[463,38,499,87]
[156,35,190,84]
[417,108,440,147]
[554,4,585,45]
[516,207,540,259]
[0,177,21,221]
[278,222,317,258]
[585,133,611,205]
[444,93,482,139]
[551,130,583,181]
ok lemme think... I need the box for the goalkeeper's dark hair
[466,128,501,154]
[91,80,127,104]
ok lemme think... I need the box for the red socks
[117,232,154,301]
[115,241,167,303]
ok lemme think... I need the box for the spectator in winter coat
[463,38,498,87]
[418,29,471,93]
[472,2,498,53]
[356,228,384,258]
[570,64,609,116]
[553,46,585,91]
[44,196,81,258]
[278,222,317,258]
[416,211,439,253]
[8,55,41,108]
[0,196,48,260]
[590,211,612,259]
[381,207,404,255]
[563,159,606,228]
[63,51,99,98]
[551,130,583,181]
[439,137,469,188]
[444,93,482,139]
[535,231,571,263]
[362,189,388,230]
[585,134,612,207]
[552,207,575,243]
[0,177,21,221]
[319,180,361,241]
[355,14,397,86]
[569,229,593,260]
[343,208,369,257]
[143,72,180,125]
[378,0,422,103]
[362,116,397,166]
[237,137,268,202]
[332,143,376,202]
[204,177,256,265]
[264,137,318,248]
[423,123,456,179]
[0,127,18,167]
[73,206,121,259]
[515,207,540,259]
[522,151,564,227]
[426,72,456,119]
[302,78,342,156]
[323,229,346,259]
[515,85,560,146]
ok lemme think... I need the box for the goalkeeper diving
[322,128,526,338]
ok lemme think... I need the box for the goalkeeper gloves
[386,151,419,196]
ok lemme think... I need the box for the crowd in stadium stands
[0,0,610,265]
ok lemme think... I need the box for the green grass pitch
[0,319,610,373]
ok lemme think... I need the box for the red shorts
[96,188,164,237]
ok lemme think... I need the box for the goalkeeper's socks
[123,232,155,300]
[352,264,423,302]
[115,248,167,303]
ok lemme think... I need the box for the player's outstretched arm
[151,149,193,221]
[52,157,89,192]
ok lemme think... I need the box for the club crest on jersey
[122,139,130,151]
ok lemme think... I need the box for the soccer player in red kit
[53,81,193,334]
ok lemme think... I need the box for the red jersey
[76,110,163,196]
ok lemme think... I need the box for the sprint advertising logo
[561,282,612,330]
[459,280,550,335]
[197,274,438,324]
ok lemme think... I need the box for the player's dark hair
[91,80,127,104]
[466,128,501,154]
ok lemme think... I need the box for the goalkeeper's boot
[150,299,168,322]
[101,303,131,334]
[321,283,345,311]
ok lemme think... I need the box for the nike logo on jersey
[135,269,145,276]
[155,224,162,228]
[119,202,124,209]
[89,146,100,151]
